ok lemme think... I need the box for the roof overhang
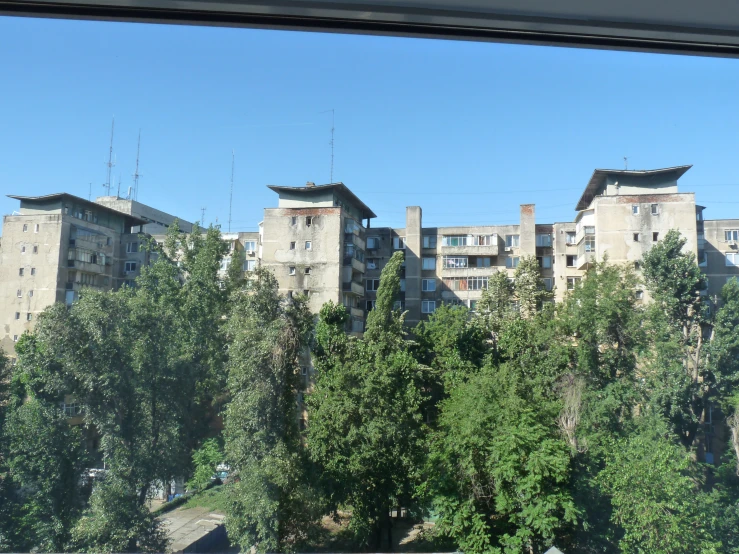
[268,183,377,219]
[4,1,739,58]
[575,165,693,211]
[8,193,148,225]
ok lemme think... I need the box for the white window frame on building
[442,256,468,269]
[636,290,644,300]
[632,205,639,215]
[567,277,581,290]
[34,224,39,232]
[539,256,552,269]
[366,279,380,291]
[243,260,256,271]
[305,241,312,250]
[422,278,436,292]
[124,261,137,273]
[423,235,437,248]
[505,234,520,248]
[725,230,739,243]
[726,252,739,267]
[651,204,660,215]
[476,257,491,268]
[506,256,520,269]
[126,242,139,253]
[421,300,436,314]
[289,266,296,275]
[290,241,296,250]
[367,236,380,250]
[393,236,406,250]
[422,257,436,270]
[565,232,576,245]
[543,277,553,291]
[244,240,257,252]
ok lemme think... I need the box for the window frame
[393,236,406,250]
[305,241,312,250]
[422,257,436,270]
[422,278,436,292]
[124,261,137,273]
[421,300,436,314]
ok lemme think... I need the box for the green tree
[513,255,552,319]
[642,230,710,449]
[223,267,320,553]
[187,437,224,492]
[308,251,426,549]
[477,270,515,339]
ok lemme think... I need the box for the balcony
[344,233,366,251]
[575,225,596,245]
[350,307,364,319]
[577,240,596,270]
[440,235,499,256]
[343,256,365,273]
[342,280,364,296]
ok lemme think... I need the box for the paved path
[159,506,226,553]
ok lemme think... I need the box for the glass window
[422,300,436,314]
[536,234,552,247]
[393,237,406,249]
[442,256,468,269]
[290,216,297,225]
[19,268,24,276]
[367,236,380,249]
[636,290,644,300]
[366,258,378,270]
[366,279,380,291]
[124,261,137,272]
[423,235,437,248]
[584,236,595,252]
[540,256,552,268]
[289,266,296,275]
[422,257,436,270]
[565,232,576,245]
[305,241,312,250]
[632,205,639,215]
[22,224,27,232]
[442,235,469,247]
[505,256,520,269]
[243,260,256,271]
[725,230,739,242]
[543,277,553,291]
[567,277,581,290]
[476,257,491,268]
[289,241,296,250]
[653,232,659,242]
[126,242,139,253]
[651,204,659,215]
[422,278,436,291]
[726,253,739,267]
[244,241,256,251]
[505,234,520,247]
[633,233,640,242]
[366,300,376,310]
[393,300,405,310]
[400,279,406,292]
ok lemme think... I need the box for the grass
[180,483,230,513]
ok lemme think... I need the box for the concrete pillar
[520,204,536,257]
[405,206,422,325]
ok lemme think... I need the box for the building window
[422,257,436,270]
[16,290,22,298]
[244,241,256,251]
[423,235,437,248]
[22,224,28,232]
[469,300,478,311]
[126,242,139,253]
[366,258,378,270]
[725,230,739,242]
[393,300,405,310]
[13,335,18,342]
[62,402,82,417]
[633,233,640,242]
[289,266,296,275]
[653,232,659,242]
[367,236,380,249]
[632,205,639,215]
[393,237,406,250]
[243,260,256,271]
[726,253,739,267]
[567,277,581,290]
[291,216,297,225]
[30,268,36,276]
[26,313,32,321]
[476,257,491,268]
[636,290,644,300]
[506,257,520,269]
[305,267,311,275]
[651,204,659,215]
[18,268,24,276]
[306,216,313,227]
[565,232,576,245]
[634,261,640,270]
[698,251,707,267]
[536,234,552,247]
[505,234,520,248]
[366,279,380,291]
[14,312,20,320]
[124,261,137,273]
[305,241,312,250]
[422,279,436,292]
[290,241,296,250]
[303,289,310,296]
[422,300,436,314]
[539,256,552,269]
[442,235,469,247]
[400,279,406,292]
[366,300,376,310]
[442,256,468,269]
[32,245,37,254]
[543,277,553,291]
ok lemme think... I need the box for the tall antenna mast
[624,156,629,170]
[104,117,115,195]
[320,109,335,183]
[201,207,207,227]
[133,130,142,201]
[228,150,234,233]
[117,172,122,198]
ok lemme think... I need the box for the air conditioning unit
[729,241,738,249]
[246,250,256,256]
[504,246,512,252]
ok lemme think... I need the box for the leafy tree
[187,437,224,492]
[708,277,739,412]
[513,255,552,318]
[429,365,578,554]
[477,270,514,339]
[642,230,710,449]
[599,414,721,554]
[223,267,320,553]
[308,252,426,549]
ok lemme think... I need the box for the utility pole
[104,118,115,195]
[228,150,234,233]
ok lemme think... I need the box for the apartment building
[0,193,192,357]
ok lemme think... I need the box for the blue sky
[1,15,738,234]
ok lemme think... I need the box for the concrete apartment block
[94,196,194,234]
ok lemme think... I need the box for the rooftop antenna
[132,130,142,201]
[88,182,92,201]
[117,172,122,198]
[201,207,207,227]
[624,156,629,170]
[104,117,115,195]
[321,109,334,183]
[229,150,234,233]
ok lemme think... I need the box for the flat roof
[267,182,377,219]
[575,165,692,211]
[8,193,147,225]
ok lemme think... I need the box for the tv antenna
[624,156,629,170]
[229,150,234,233]
[117,172,122,198]
[201,207,207,226]
[321,109,335,183]
[132,130,142,201]
[104,117,116,195]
